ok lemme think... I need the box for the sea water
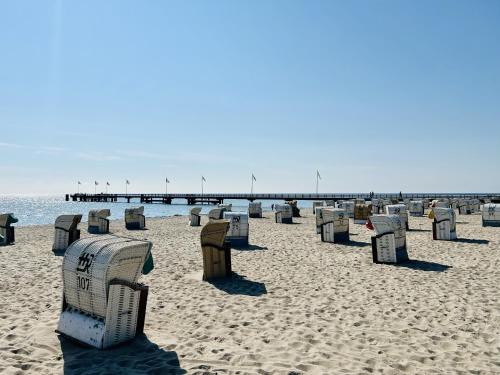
[0,195,313,226]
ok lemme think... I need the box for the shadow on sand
[231,243,268,251]
[395,260,452,272]
[455,238,489,245]
[59,334,186,374]
[408,228,432,232]
[343,239,369,248]
[209,273,267,297]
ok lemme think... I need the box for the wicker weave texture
[62,235,151,318]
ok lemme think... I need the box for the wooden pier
[66,193,500,205]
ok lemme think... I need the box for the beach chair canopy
[322,208,347,224]
[125,206,144,216]
[201,220,229,248]
[55,214,82,231]
[190,207,202,216]
[275,204,292,214]
[208,208,226,220]
[88,209,111,224]
[62,235,153,319]
[0,213,18,227]
[369,214,404,236]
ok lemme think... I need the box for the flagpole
[201,177,204,196]
[125,180,128,195]
[77,182,79,194]
[251,176,254,195]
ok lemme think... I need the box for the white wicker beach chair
[223,212,249,246]
[482,204,500,227]
[369,214,408,264]
[248,202,263,218]
[201,220,231,280]
[320,208,349,243]
[0,213,18,246]
[431,207,457,240]
[315,206,332,234]
[125,206,145,230]
[371,199,381,214]
[208,207,226,220]
[189,207,202,227]
[88,209,111,234]
[385,204,409,230]
[53,215,82,252]
[57,235,153,349]
[409,201,424,217]
[471,199,481,213]
[275,204,293,224]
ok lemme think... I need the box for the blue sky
[1,0,499,194]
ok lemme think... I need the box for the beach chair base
[0,227,15,246]
[189,215,201,227]
[202,244,232,281]
[225,236,249,247]
[432,221,457,241]
[482,220,500,227]
[371,233,409,264]
[57,283,149,349]
[249,213,262,218]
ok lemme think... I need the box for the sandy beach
[0,210,499,374]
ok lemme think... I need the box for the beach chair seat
[208,207,226,220]
[201,220,231,280]
[0,213,18,246]
[57,235,153,349]
[354,203,372,224]
[482,203,500,227]
[88,209,111,234]
[430,207,457,240]
[409,200,424,217]
[125,206,145,230]
[386,204,409,230]
[275,204,293,224]
[189,207,202,226]
[224,212,249,246]
[320,208,349,243]
[369,215,409,264]
[53,215,82,252]
[248,202,263,218]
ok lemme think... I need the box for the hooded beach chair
[88,209,111,234]
[0,213,18,246]
[408,201,424,217]
[385,204,409,230]
[248,202,263,218]
[354,203,372,224]
[53,215,82,252]
[368,214,409,264]
[320,208,349,243]
[275,204,293,224]
[430,207,457,240]
[224,211,249,246]
[458,199,472,215]
[189,207,202,226]
[482,203,500,227]
[208,207,226,220]
[471,199,481,213]
[125,206,145,230]
[200,220,231,280]
[371,199,381,214]
[286,200,301,217]
[57,235,153,349]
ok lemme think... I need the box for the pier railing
[66,192,500,205]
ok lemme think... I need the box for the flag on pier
[202,176,206,182]
[126,180,130,185]
[106,182,110,186]
[317,170,321,180]
[78,181,81,185]
[252,174,256,181]
[166,178,170,183]
[95,181,99,185]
